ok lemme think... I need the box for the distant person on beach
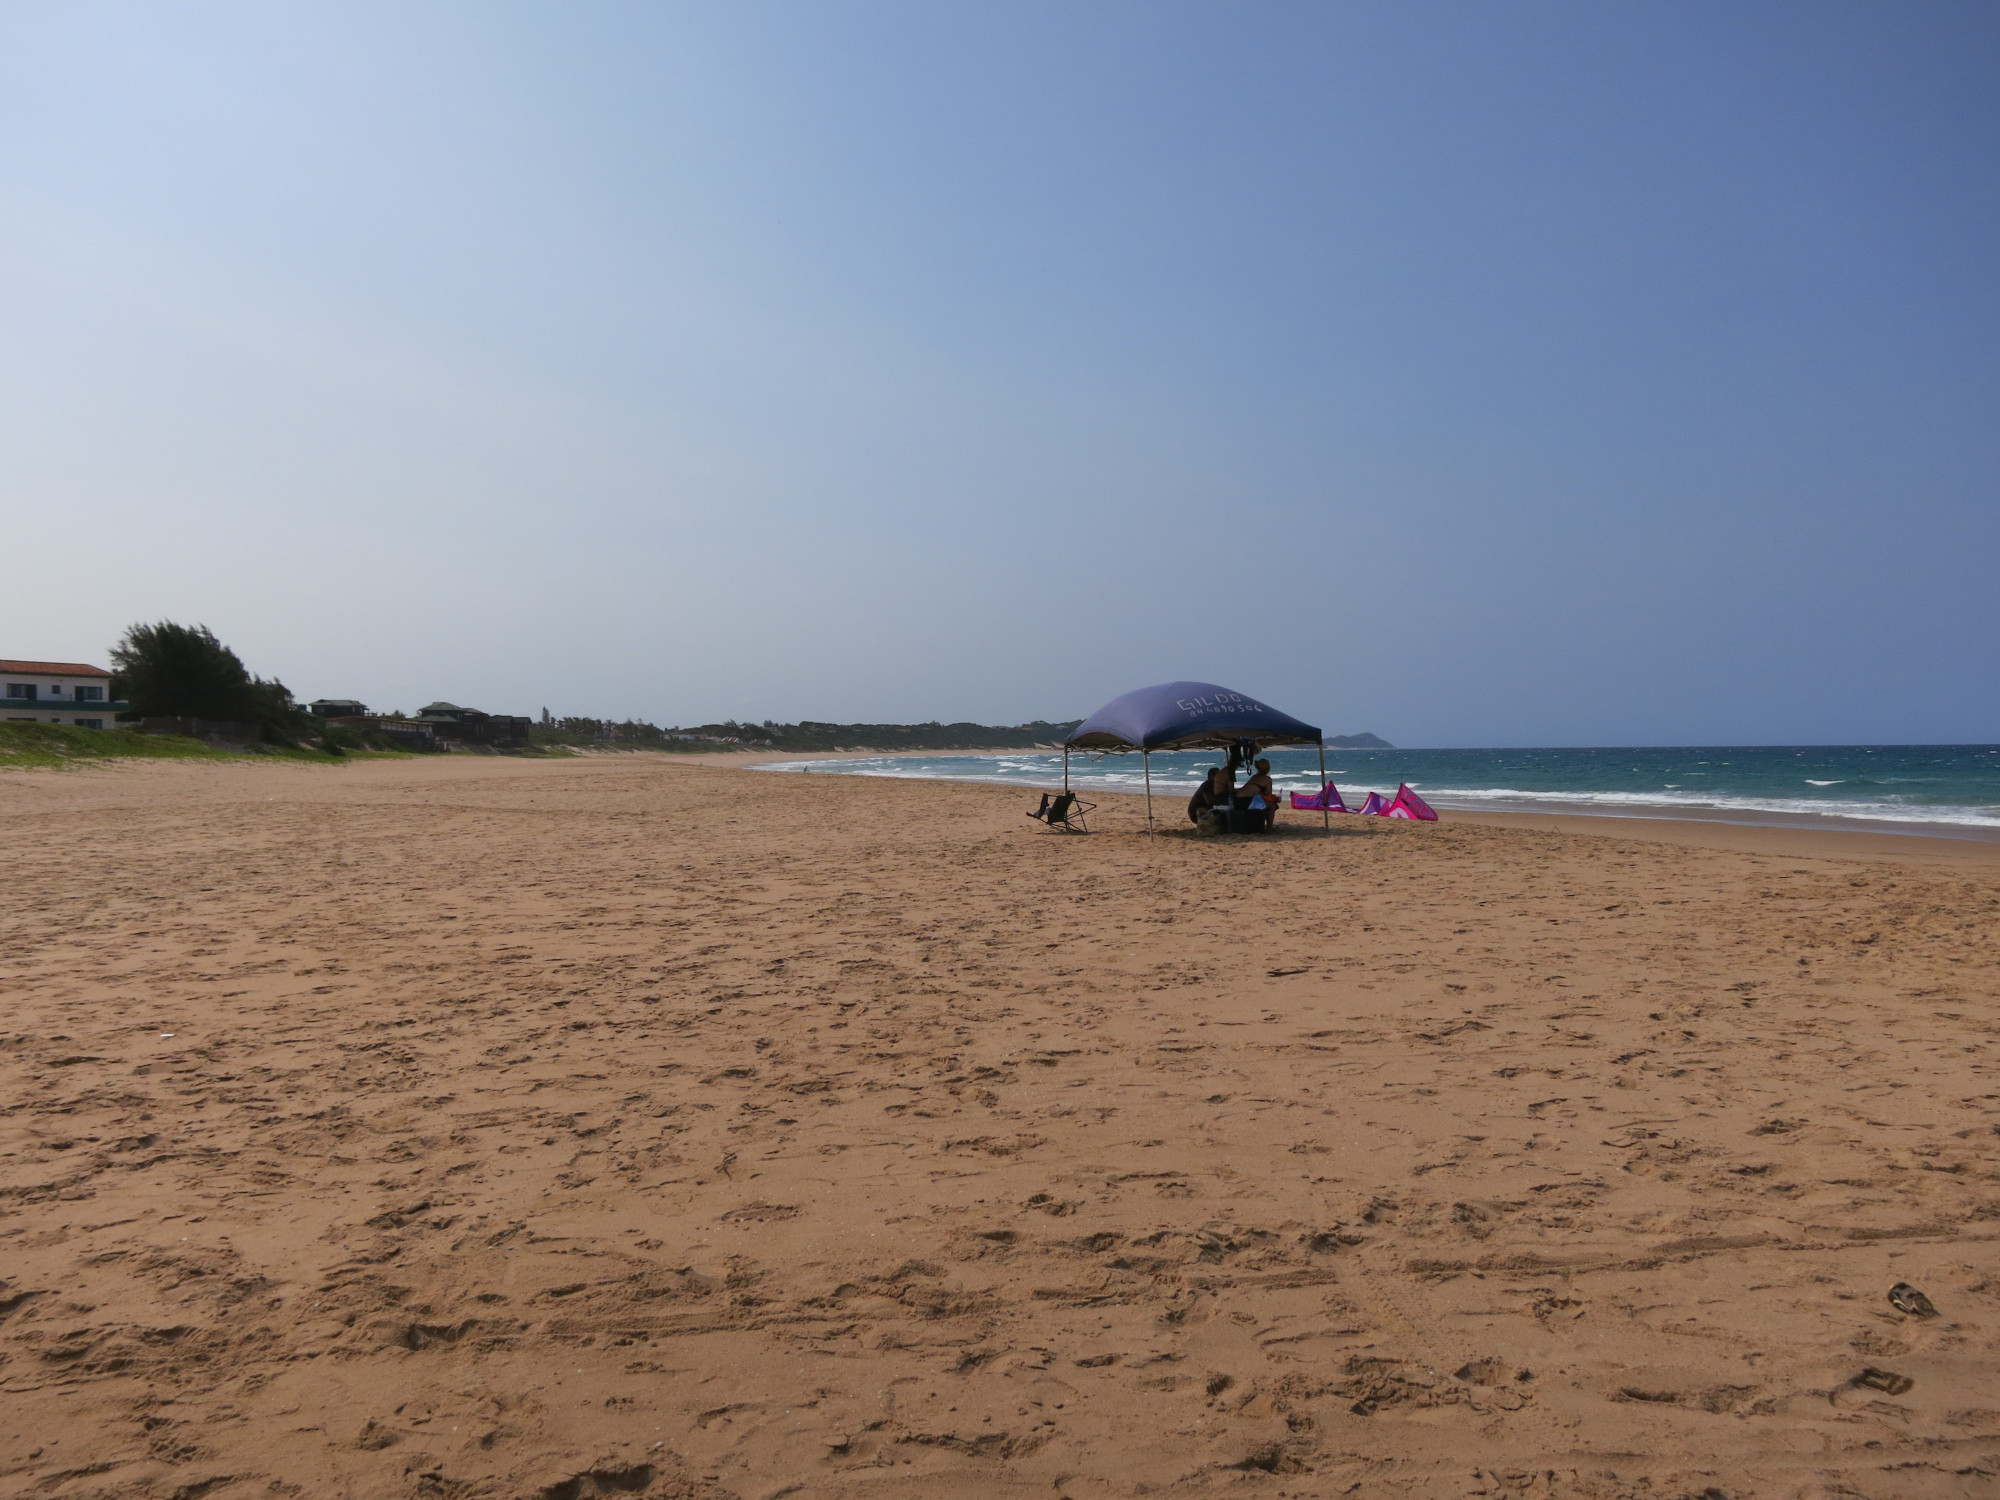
[1187,766,1233,824]
[1240,758,1278,827]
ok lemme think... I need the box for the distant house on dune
[415,702,532,748]
[2,659,126,729]
[321,714,438,751]
[306,699,441,750]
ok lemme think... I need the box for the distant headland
[540,718,1085,753]
[536,717,1395,753]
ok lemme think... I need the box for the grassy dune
[0,721,409,770]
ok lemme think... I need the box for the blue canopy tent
[1062,681,1327,832]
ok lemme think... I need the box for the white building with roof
[1,660,126,728]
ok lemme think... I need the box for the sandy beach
[3,752,1998,1500]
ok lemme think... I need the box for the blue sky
[3,2,1995,745]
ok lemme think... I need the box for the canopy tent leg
[1144,750,1154,833]
[1063,746,1070,793]
[1319,741,1329,833]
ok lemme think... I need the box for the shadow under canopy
[1061,681,1327,832]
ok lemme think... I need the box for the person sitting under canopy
[1238,757,1278,829]
[1187,766,1233,824]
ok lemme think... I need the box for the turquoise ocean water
[755,744,2000,833]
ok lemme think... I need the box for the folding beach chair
[1027,790,1095,833]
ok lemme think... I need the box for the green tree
[109,622,308,742]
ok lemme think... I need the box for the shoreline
[722,748,2000,862]
[1442,795,2000,843]
[21,740,1999,863]
[1441,804,2000,864]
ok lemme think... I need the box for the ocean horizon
[754,743,2000,833]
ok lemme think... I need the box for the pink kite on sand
[1289,782,1350,812]
[1356,791,1389,816]
[1384,784,1439,821]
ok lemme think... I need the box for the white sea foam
[1408,785,2000,829]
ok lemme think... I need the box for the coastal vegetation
[110,621,312,743]
[0,720,405,770]
[78,626,1389,761]
[529,716,1084,753]
[524,718,1393,754]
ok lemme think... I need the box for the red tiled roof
[0,660,112,677]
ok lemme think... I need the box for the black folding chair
[1027,790,1095,833]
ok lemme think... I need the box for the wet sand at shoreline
[3,753,1998,1498]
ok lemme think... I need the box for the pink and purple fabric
[1288,782,1350,812]
[1384,784,1439,820]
